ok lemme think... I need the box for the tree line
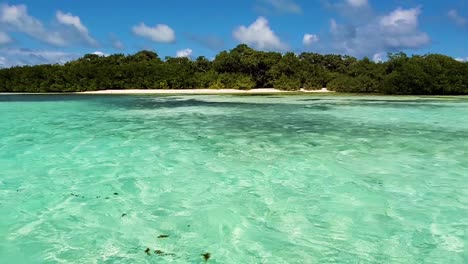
[0,44,467,95]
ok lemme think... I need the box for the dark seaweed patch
[202,252,211,261]
[154,250,175,257]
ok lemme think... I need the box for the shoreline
[76,88,334,95]
[1,90,466,98]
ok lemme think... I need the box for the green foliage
[302,66,334,90]
[268,52,304,91]
[233,75,256,90]
[217,73,255,90]
[327,75,360,92]
[0,45,467,95]
[328,75,379,93]
[208,78,225,89]
[273,74,302,91]
[382,54,468,95]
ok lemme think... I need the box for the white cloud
[0,4,97,47]
[380,8,419,33]
[91,51,108,57]
[233,17,287,50]
[0,48,79,67]
[372,52,386,62]
[303,34,319,46]
[260,0,302,14]
[345,0,368,8]
[448,10,467,27]
[0,31,11,44]
[0,56,6,66]
[0,4,66,46]
[56,11,96,46]
[132,23,175,43]
[379,7,429,48]
[455,57,468,62]
[327,7,430,57]
[56,11,87,34]
[176,48,193,58]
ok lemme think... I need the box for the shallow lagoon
[0,95,467,263]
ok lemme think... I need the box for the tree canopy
[1,45,467,95]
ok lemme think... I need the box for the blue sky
[0,0,467,67]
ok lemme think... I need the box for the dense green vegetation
[0,44,467,94]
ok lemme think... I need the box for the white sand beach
[78,88,334,94]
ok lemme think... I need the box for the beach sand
[78,88,334,94]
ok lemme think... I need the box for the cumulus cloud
[0,31,11,44]
[56,11,97,46]
[325,7,430,57]
[0,48,79,67]
[0,4,97,47]
[0,4,66,46]
[303,34,319,46]
[455,57,468,62]
[448,10,467,27]
[233,17,287,50]
[379,7,429,48]
[132,23,175,43]
[259,0,302,14]
[380,8,419,32]
[176,48,193,58]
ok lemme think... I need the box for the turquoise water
[0,95,467,263]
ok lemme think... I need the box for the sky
[0,0,467,67]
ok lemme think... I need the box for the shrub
[273,74,301,91]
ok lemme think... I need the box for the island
[1,45,467,95]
